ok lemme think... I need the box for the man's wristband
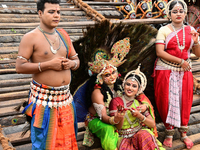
[72,61,77,70]
[38,62,42,72]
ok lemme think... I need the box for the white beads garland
[171,24,185,51]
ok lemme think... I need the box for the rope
[72,0,108,23]
[0,125,16,150]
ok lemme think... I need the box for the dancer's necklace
[38,26,61,54]
[171,24,185,51]
[124,94,135,101]
[122,95,138,128]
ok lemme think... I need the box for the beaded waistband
[157,58,191,71]
[118,125,142,138]
[29,80,73,108]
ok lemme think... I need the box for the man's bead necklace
[38,26,56,35]
[171,24,185,51]
[38,26,61,54]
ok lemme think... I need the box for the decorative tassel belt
[118,125,142,138]
[157,58,191,71]
[29,80,73,108]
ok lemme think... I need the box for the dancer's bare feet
[181,133,193,149]
[163,136,173,148]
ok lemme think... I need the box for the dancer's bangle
[38,62,42,72]
[109,116,119,125]
[140,116,146,122]
[180,59,184,66]
[144,104,149,110]
[194,41,200,46]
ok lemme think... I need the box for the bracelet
[109,116,115,125]
[179,59,184,66]
[38,62,42,72]
[144,104,149,110]
[109,116,119,125]
[72,61,77,70]
[114,118,120,124]
[140,116,146,122]
[194,42,199,46]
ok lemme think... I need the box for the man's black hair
[37,0,60,12]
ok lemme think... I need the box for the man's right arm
[16,32,41,74]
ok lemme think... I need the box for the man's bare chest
[34,37,68,57]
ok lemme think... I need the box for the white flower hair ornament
[122,64,147,96]
[166,0,187,19]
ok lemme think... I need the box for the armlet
[17,56,28,61]
[93,103,105,120]
[69,53,78,59]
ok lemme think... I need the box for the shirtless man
[16,0,79,149]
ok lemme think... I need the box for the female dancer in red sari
[153,0,200,149]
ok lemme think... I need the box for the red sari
[153,25,194,128]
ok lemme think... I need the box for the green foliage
[11,28,17,34]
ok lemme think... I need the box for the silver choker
[38,26,56,35]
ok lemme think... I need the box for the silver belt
[30,82,73,108]
[118,125,142,138]
[157,58,191,71]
